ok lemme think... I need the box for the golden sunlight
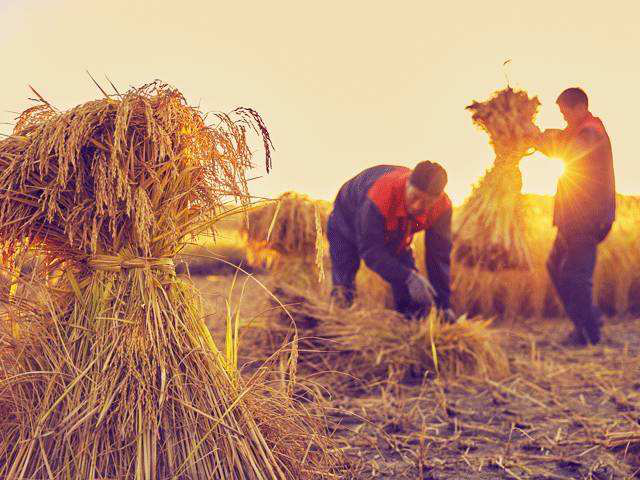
[520,152,565,196]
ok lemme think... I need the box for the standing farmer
[327,161,454,321]
[534,88,615,346]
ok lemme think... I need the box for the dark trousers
[327,216,426,318]
[546,229,608,341]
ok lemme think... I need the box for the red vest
[368,169,451,252]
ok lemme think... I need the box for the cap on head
[409,161,448,195]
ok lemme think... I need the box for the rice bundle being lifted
[449,195,561,319]
[454,87,540,271]
[0,83,340,479]
[242,191,330,284]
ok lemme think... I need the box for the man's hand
[406,271,436,305]
[523,124,542,146]
[534,128,564,155]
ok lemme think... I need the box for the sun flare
[520,152,565,196]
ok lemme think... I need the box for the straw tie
[88,254,175,273]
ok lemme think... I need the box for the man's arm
[534,128,565,157]
[356,199,413,285]
[424,207,452,309]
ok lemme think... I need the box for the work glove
[406,271,436,306]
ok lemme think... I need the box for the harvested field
[2,80,637,479]
[196,273,640,479]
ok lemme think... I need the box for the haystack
[596,195,640,316]
[242,191,330,286]
[454,87,540,271]
[0,83,340,479]
[450,194,561,318]
[449,193,640,319]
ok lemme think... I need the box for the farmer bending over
[327,161,454,322]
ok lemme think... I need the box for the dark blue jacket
[540,114,615,236]
[330,165,452,308]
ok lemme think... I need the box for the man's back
[331,165,406,236]
[553,114,615,234]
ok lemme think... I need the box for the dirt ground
[195,273,640,480]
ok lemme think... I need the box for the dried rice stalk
[454,87,540,271]
[0,82,341,479]
[466,87,540,159]
[256,283,510,382]
[449,193,640,319]
[454,163,530,270]
[605,430,640,449]
[593,195,640,316]
[242,192,330,282]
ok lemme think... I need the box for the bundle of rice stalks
[256,260,396,356]
[321,308,510,381]
[242,192,330,284]
[454,87,540,271]
[595,195,640,316]
[255,283,510,382]
[450,195,561,318]
[450,193,640,319]
[466,87,540,159]
[0,83,341,479]
[454,162,530,270]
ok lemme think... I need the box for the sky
[1,0,639,205]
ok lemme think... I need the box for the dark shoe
[584,308,603,345]
[560,329,589,348]
[331,286,355,309]
[584,321,601,345]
